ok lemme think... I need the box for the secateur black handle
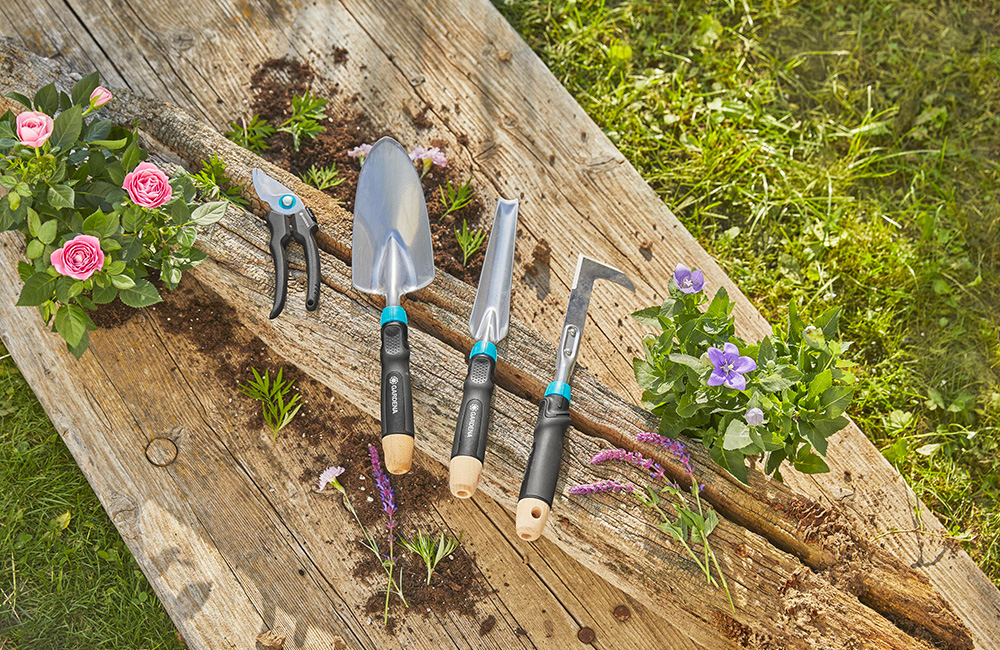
[265,208,320,319]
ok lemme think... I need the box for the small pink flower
[90,86,113,108]
[51,235,105,281]
[16,111,54,148]
[408,146,447,168]
[122,161,173,208]
[348,143,372,159]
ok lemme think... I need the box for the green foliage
[236,367,302,441]
[1,74,226,357]
[224,114,274,153]
[0,344,183,649]
[191,153,249,208]
[633,280,854,483]
[276,93,327,151]
[438,178,474,218]
[496,0,1000,583]
[454,219,487,266]
[399,531,461,585]
[301,162,343,192]
[636,482,731,611]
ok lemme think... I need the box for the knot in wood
[145,437,178,466]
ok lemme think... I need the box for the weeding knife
[516,254,635,541]
[449,198,519,498]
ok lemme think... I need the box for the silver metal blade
[553,254,635,384]
[351,137,435,305]
[251,168,302,215]
[468,198,519,343]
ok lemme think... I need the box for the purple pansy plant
[674,263,704,294]
[706,342,757,391]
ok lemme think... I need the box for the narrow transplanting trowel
[449,198,519,499]
[352,137,436,475]
[516,255,635,541]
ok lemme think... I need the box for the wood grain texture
[1,0,998,646]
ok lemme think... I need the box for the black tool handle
[266,211,292,319]
[451,353,497,462]
[380,320,414,438]
[292,208,320,312]
[518,394,572,505]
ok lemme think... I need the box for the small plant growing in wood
[438,178,473,219]
[225,114,275,153]
[400,531,461,585]
[1,74,226,357]
[277,93,327,152]
[237,367,302,440]
[632,264,855,483]
[454,219,486,265]
[300,163,343,192]
[191,154,248,208]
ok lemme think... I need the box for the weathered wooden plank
[2,0,998,644]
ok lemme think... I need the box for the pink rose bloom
[90,86,113,108]
[122,161,173,208]
[51,235,105,281]
[16,111,54,148]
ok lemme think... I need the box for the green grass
[1,2,997,645]
[495,0,1000,583]
[0,345,183,649]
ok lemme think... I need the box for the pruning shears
[251,168,321,319]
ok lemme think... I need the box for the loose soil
[248,57,486,284]
[93,275,487,630]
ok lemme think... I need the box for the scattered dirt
[479,615,496,636]
[91,297,139,328]
[524,238,551,276]
[102,274,486,632]
[248,57,486,284]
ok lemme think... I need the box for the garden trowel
[449,198,519,499]
[516,255,635,541]
[352,137,435,475]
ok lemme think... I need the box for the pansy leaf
[633,358,659,390]
[723,419,752,451]
[806,369,832,403]
[631,306,661,328]
[757,364,802,392]
[820,386,853,418]
[810,416,849,445]
[793,449,829,474]
[814,306,842,340]
[765,449,786,477]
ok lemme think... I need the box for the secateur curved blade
[251,168,302,215]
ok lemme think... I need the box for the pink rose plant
[16,111,54,148]
[122,161,173,208]
[50,235,105,281]
[89,86,113,108]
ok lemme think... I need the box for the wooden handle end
[449,456,483,499]
[382,434,413,475]
[515,497,550,541]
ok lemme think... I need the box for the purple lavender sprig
[590,448,665,481]
[569,479,634,495]
[636,432,694,477]
[368,444,397,533]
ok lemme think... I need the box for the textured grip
[292,208,321,312]
[380,320,414,438]
[451,353,496,462]
[266,212,292,319]
[518,394,572,505]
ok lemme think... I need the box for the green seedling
[301,163,343,192]
[225,114,275,153]
[400,531,461,585]
[237,367,302,440]
[191,154,248,208]
[438,178,474,218]
[277,92,327,151]
[454,219,487,266]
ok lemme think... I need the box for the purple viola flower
[568,479,634,495]
[707,342,757,391]
[674,264,704,294]
[745,407,764,427]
